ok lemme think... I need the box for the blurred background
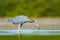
[0,0,60,30]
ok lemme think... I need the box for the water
[0,30,60,35]
[0,30,60,40]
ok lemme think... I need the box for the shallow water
[0,30,60,40]
[0,30,60,35]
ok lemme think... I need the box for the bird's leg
[20,23,23,27]
[17,24,23,40]
[18,24,20,33]
[17,24,20,39]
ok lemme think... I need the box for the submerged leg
[17,24,20,37]
[17,24,22,40]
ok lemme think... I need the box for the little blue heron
[7,15,40,37]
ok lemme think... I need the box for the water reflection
[0,30,60,35]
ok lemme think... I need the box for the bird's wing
[14,15,29,22]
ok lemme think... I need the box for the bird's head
[29,18,40,29]
[29,19,35,23]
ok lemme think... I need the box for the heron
[7,15,40,38]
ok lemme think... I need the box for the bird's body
[13,15,30,22]
[7,15,40,29]
[8,15,35,27]
[9,15,28,21]
[7,15,40,39]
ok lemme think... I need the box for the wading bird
[7,15,40,29]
